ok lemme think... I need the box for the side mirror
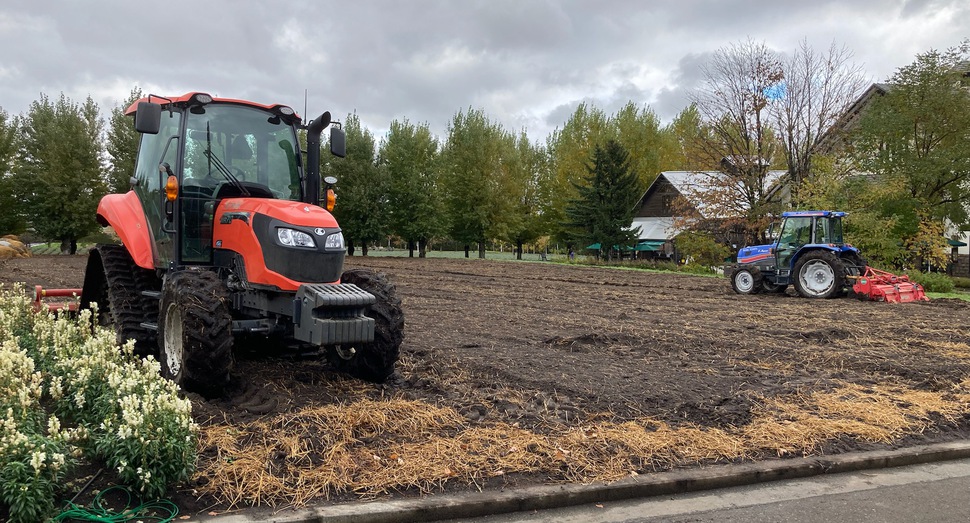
[134,102,162,134]
[330,127,346,158]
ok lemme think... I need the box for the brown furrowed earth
[4,254,970,518]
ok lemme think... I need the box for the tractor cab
[122,92,345,270]
[769,211,847,271]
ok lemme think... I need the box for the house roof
[817,83,891,152]
[632,217,680,241]
[650,170,787,219]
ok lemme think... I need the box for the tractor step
[141,290,161,299]
[140,322,158,332]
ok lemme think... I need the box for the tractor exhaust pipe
[305,111,331,206]
[304,111,347,207]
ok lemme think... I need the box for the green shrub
[951,276,970,289]
[675,232,732,268]
[908,271,954,293]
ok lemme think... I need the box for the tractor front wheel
[327,269,405,382]
[793,251,846,299]
[157,271,234,396]
[731,265,763,295]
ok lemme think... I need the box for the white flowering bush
[0,285,197,520]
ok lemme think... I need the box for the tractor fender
[96,192,154,270]
[789,245,840,269]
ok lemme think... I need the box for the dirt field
[4,254,970,516]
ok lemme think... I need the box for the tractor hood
[737,244,773,264]
[213,198,345,290]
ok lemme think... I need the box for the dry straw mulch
[192,379,970,509]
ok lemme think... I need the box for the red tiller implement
[32,285,81,313]
[849,267,929,303]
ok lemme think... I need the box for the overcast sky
[0,1,967,144]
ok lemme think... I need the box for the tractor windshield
[778,217,813,247]
[183,104,302,201]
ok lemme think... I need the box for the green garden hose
[53,485,179,522]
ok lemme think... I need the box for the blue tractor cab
[727,211,866,298]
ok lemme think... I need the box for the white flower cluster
[0,342,73,483]
[0,285,197,502]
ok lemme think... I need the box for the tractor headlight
[325,232,344,250]
[277,227,316,248]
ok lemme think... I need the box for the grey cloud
[1,0,966,143]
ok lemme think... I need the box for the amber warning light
[165,175,178,201]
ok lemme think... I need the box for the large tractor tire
[157,270,234,396]
[81,244,157,357]
[327,268,405,383]
[793,250,846,299]
[730,265,763,295]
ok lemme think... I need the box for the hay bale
[0,238,29,257]
[0,245,16,259]
[5,239,27,256]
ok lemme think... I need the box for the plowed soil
[4,254,970,517]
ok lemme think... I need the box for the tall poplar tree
[439,108,507,258]
[13,94,105,253]
[106,87,143,194]
[380,118,445,257]
[0,108,23,234]
[328,113,386,255]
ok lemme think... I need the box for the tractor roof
[781,210,845,218]
[124,92,302,121]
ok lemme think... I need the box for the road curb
[195,440,970,523]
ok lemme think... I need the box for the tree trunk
[478,241,485,259]
[516,241,523,260]
[347,239,355,256]
[361,244,369,256]
[464,245,470,258]
[418,238,427,258]
[60,237,77,255]
[408,240,415,258]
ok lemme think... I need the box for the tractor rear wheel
[157,271,234,396]
[793,250,846,299]
[82,244,157,357]
[731,265,763,295]
[327,269,404,382]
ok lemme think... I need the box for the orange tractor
[58,93,403,396]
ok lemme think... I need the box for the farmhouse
[820,81,970,276]
[631,167,787,258]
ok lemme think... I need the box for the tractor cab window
[183,104,301,201]
[778,217,813,247]
[815,217,844,245]
[133,111,182,268]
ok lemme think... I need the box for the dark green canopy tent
[586,240,666,251]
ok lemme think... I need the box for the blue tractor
[726,211,867,299]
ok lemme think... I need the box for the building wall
[953,253,969,278]
[634,176,678,218]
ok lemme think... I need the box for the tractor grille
[253,213,345,283]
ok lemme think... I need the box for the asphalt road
[439,458,970,523]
